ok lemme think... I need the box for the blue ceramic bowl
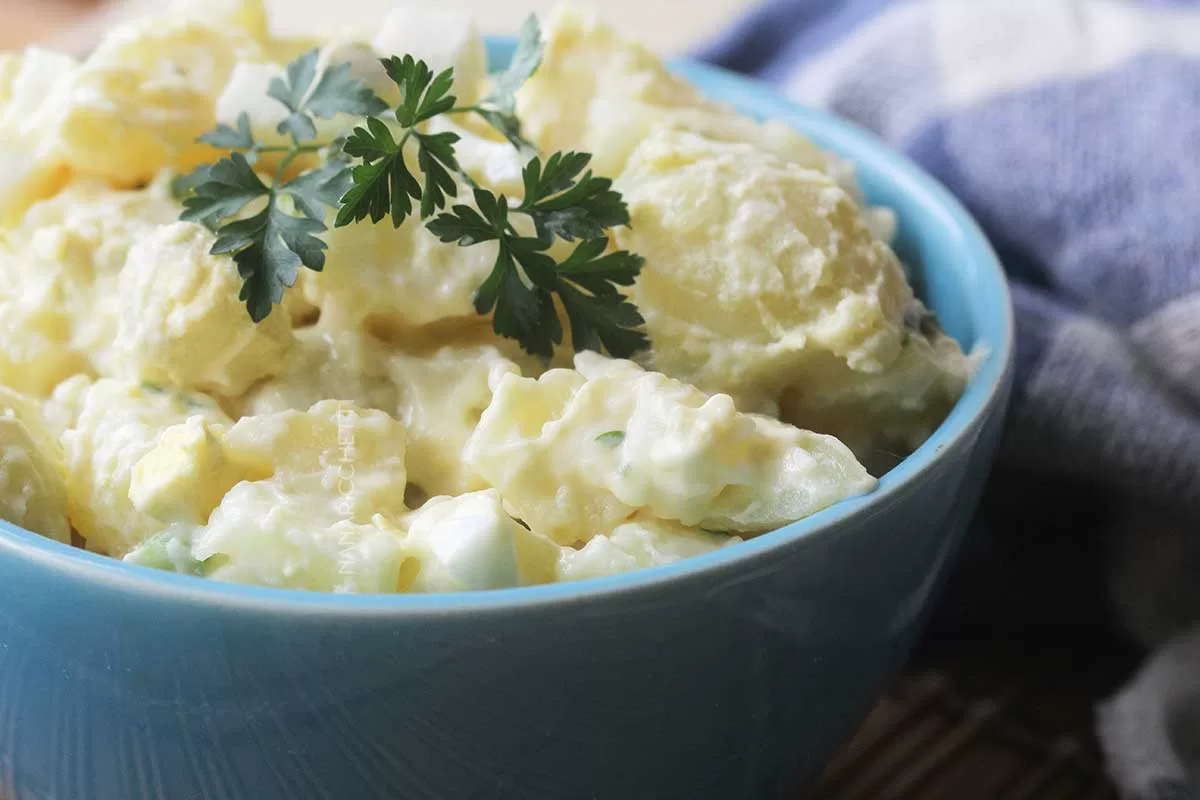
[0,40,1013,800]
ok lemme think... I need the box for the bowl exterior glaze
[0,43,1014,800]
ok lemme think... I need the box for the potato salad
[0,1,969,593]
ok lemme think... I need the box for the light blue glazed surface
[0,40,1013,800]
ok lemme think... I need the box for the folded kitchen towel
[697,1,1200,797]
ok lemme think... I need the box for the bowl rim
[0,40,1015,616]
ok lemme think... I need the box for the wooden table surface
[0,0,100,49]
[810,634,1131,799]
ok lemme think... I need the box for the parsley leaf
[335,59,462,227]
[199,112,256,152]
[519,151,591,199]
[429,189,558,357]
[211,197,329,322]
[556,237,643,294]
[478,246,559,358]
[268,51,320,142]
[336,117,420,227]
[557,274,647,356]
[175,51,370,322]
[179,153,268,231]
[518,153,630,242]
[340,116,399,163]
[481,15,543,114]
[383,56,457,127]
[556,240,648,356]
[428,188,646,359]
[280,158,353,221]
[170,163,216,203]
[473,107,538,157]
[415,130,460,218]
[304,62,389,119]
[424,201,498,247]
[268,49,387,143]
[472,15,542,153]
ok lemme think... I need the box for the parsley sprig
[175,15,649,359]
[334,15,542,230]
[176,49,382,321]
[333,56,463,227]
[425,158,647,359]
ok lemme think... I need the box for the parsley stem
[273,147,311,185]
[262,143,330,186]
[255,144,326,155]
[273,154,295,185]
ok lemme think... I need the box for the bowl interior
[0,39,1013,611]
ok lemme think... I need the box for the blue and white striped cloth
[697,2,1200,797]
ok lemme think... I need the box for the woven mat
[811,635,1138,799]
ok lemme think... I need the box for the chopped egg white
[399,490,555,592]
[373,7,488,105]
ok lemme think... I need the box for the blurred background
[0,0,752,54]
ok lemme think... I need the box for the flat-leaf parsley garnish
[175,14,649,359]
[269,50,389,143]
[426,180,646,359]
